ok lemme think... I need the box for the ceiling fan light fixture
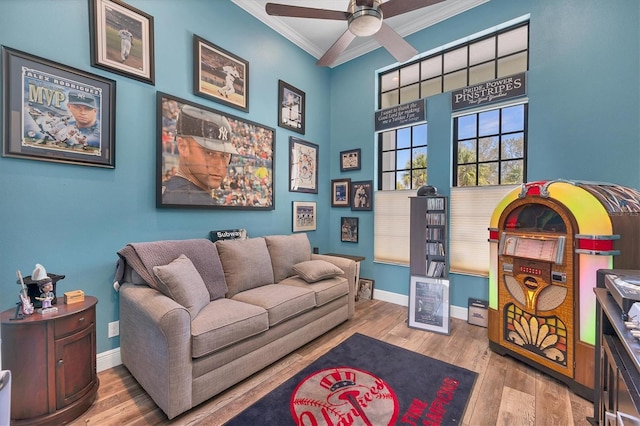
[347,0,383,37]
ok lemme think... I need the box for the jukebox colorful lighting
[487,179,640,397]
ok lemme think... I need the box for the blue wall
[1,0,638,356]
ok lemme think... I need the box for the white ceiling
[232,0,489,67]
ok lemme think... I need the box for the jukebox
[488,180,640,399]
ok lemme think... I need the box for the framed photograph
[157,92,274,209]
[408,276,450,335]
[292,201,316,232]
[341,217,359,243]
[278,80,305,134]
[89,0,155,85]
[2,46,116,168]
[194,35,249,112]
[289,136,318,194]
[331,178,351,207]
[351,180,373,211]
[340,148,361,172]
[357,278,374,301]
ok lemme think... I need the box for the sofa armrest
[119,283,192,419]
[311,254,356,318]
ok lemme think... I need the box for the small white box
[468,298,488,328]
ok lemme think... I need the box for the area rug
[225,333,477,425]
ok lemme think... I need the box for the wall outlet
[108,321,119,338]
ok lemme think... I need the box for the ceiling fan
[265,0,445,66]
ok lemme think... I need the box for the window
[450,101,527,275]
[375,21,529,267]
[379,124,428,191]
[454,103,527,187]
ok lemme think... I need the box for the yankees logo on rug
[290,366,399,425]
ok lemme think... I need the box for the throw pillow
[292,260,344,283]
[153,254,210,319]
[216,237,275,297]
[264,234,312,282]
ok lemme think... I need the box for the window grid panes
[378,22,528,109]
[453,103,527,187]
[378,124,428,190]
[377,22,528,190]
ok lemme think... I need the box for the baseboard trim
[97,347,121,372]
[373,289,468,321]
[96,290,469,372]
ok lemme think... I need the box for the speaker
[417,185,438,196]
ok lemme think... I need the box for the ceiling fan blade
[380,0,445,19]
[265,3,348,20]
[373,22,418,63]
[317,30,357,67]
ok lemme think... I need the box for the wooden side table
[1,296,99,425]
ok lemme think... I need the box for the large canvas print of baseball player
[158,94,274,209]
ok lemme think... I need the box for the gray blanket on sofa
[114,239,228,300]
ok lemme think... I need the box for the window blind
[374,190,413,264]
[449,185,516,276]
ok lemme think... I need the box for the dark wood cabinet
[1,296,98,425]
[594,278,640,424]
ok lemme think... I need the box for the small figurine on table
[36,279,54,308]
[23,263,65,311]
[35,277,58,314]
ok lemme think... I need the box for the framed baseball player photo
[292,201,316,233]
[89,0,155,85]
[331,178,351,207]
[340,148,361,172]
[157,92,274,210]
[278,80,305,135]
[194,35,249,113]
[351,180,373,211]
[289,137,318,194]
[2,46,116,168]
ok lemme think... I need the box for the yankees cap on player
[177,105,237,154]
[67,92,96,108]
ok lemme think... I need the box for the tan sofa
[115,233,356,419]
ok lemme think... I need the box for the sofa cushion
[280,275,349,307]
[292,260,344,283]
[216,237,275,297]
[191,298,269,358]
[152,254,210,319]
[232,284,315,326]
[264,234,311,282]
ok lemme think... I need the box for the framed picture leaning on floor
[408,276,450,335]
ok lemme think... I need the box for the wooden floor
[70,299,595,425]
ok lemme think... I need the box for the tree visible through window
[454,103,527,186]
